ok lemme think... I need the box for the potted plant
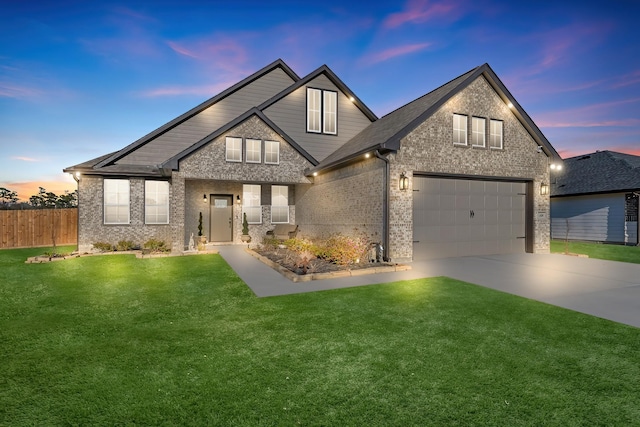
[241,212,251,243]
[198,212,206,244]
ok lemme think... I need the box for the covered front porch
[183,179,296,249]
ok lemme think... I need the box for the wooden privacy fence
[0,208,78,249]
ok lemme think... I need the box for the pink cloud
[11,156,39,162]
[166,37,250,76]
[383,0,463,28]
[0,82,42,99]
[361,42,432,65]
[535,97,640,129]
[611,70,640,89]
[138,81,236,98]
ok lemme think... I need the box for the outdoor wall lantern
[540,183,549,196]
[399,173,410,191]
[550,163,563,171]
[203,194,208,203]
[236,195,241,204]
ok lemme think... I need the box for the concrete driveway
[218,246,640,328]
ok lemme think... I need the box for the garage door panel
[413,177,528,260]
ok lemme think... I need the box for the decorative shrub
[283,237,316,254]
[116,240,135,251]
[242,212,249,235]
[92,242,114,252]
[143,239,170,253]
[315,233,369,266]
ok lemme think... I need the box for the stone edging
[25,249,219,264]
[245,249,411,282]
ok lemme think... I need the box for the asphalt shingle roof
[551,150,640,197]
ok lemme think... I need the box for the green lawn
[551,239,640,264]
[1,247,639,426]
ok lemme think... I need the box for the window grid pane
[490,120,503,149]
[226,137,242,162]
[242,184,262,224]
[323,91,337,134]
[453,114,467,145]
[472,117,486,147]
[265,140,279,164]
[145,181,169,224]
[307,88,321,133]
[246,138,261,163]
[271,185,289,224]
[104,179,129,224]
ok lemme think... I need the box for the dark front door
[210,195,233,242]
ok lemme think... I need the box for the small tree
[198,212,203,236]
[242,212,249,235]
[0,187,18,207]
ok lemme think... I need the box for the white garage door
[413,177,526,260]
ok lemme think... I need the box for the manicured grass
[551,239,640,264]
[1,247,639,425]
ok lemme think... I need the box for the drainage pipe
[374,150,390,262]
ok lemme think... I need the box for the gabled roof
[309,63,561,174]
[258,64,378,122]
[93,59,300,170]
[551,150,640,197]
[162,107,318,170]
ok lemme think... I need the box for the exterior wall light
[550,163,563,171]
[507,102,514,109]
[540,183,549,196]
[313,172,318,177]
[236,195,241,204]
[365,153,370,159]
[203,194,208,203]
[399,173,409,191]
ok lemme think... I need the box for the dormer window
[307,88,337,135]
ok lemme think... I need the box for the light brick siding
[296,157,384,244]
[77,176,173,252]
[176,115,311,249]
[390,76,550,260]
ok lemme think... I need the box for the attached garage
[412,176,531,260]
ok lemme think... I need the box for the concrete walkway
[217,245,640,329]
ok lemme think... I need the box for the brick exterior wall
[295,157,384,244]
[389,76,550,261]
[77,175,173,252]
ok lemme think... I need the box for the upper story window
[307,88,337,135]
[265,140,279,164]
[104,179,130,224]
[246,138,261,163]
[472,117,486,148]
[145,180,169,224]
[226,136,242,162]
[490,120,503,149]
[453,113,467,145]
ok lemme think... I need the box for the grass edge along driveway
[1,247,639,426]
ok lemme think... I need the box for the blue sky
[1,0,639,200]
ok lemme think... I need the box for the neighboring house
[551,151,640,245]
[65,59,562,261]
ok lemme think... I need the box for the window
[307,88,321,133]
[246,138,261,163]
[265,140,279,164]
[472,117,486,147]
[323,90,337,134]
[271,185,289,224]
[145,181,169,224]
[307,88,337,135]
[242,184,262,224]
[226,136,242,162]
[453,114,467,145]
[490,120,503,149]
[104,179,129,224]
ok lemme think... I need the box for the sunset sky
[1,0,639,201]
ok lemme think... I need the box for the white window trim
[453,114,468,146]
[225,136,242,162]
[490,119,503,150]
[271,185,289,224]
[144,180,169,225]
[242,184,262,224]
[323,90,337,135]
[245,138,262,164]
[265,140,280,165]
[104,179,130,225]
[472,117,486,148]
[307,88,322,133]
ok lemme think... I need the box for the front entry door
[210,195,233,242]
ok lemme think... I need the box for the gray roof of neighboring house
[551,150,640,197]
[309,63,562,174]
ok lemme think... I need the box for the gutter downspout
[374,150,390,262]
